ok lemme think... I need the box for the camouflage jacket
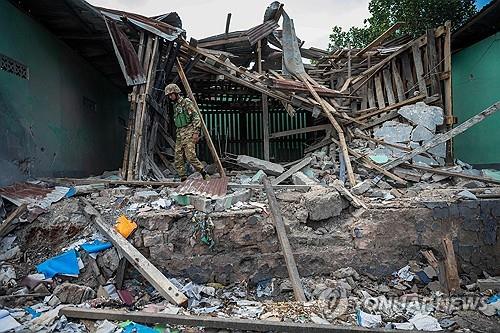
[173,96,201,130]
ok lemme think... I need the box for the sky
[87,0,370,49]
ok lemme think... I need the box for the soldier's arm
[186,99,202,130]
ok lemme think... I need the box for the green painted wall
[0,1,129,185]
[452,32,500,166]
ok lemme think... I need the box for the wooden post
[442,237,460,293]
[225,13,232,37]
[257,39,270,161]
[262,177,306,302]
[175,58,226,178]
[443,21,454,165]
[411,43,427,96]
[82,199,188,306]
[122,32,146,179]
[127,35,154,180]
[134,36,160,178]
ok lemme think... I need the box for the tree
[328,0,477,50]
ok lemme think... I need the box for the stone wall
[130,198,499,284]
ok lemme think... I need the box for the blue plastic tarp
[81,240,112,253]
[122,322,157,333]
[36,249,80,279]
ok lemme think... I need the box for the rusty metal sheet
[100,9,185,41]
[0,183,70,208]
[174,177,228,199]
[104,18,146,86]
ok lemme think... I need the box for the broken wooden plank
[115,257,128,290]
[82,199,188,306]
[272,157,312,186]
[331,180,367,209]
[411,43,427,96]
[382,68,395,105]
[330,137,407,185]
[262,176,306,302]
[355,22,404,57]
[391,60,405,102]
[298,74,357,186]
[443,21,454,164]
[60,307,393,333]
[374,73,386,108]
[401,163,500,185]
[176,58,226,178]
[0,203,27,238]
[426,29,440,96]
[442,237,460,293]
[383,102,500,170]
[421,250,439,269]
[269,124,332,139]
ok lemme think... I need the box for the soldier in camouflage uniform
[165,83,208,181]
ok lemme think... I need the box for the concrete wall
[129,199,499,284]
[452,32,500,166]
[0,1,129,185]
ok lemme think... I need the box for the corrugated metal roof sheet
[174,177,229,198]
[100,8,185,41]
[0,183,70,208]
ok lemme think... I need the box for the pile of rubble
[0,170,499,332]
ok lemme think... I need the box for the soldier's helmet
[165,83,181,95]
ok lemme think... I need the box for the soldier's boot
[200,170,209,180]
[180,176,187,182]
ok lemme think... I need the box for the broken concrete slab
[373,120,413,143]
[292,172,318,187]
[398,102,444,132]
[411,125,434,141]
[214,190,253,212]
[412,155,439,166]
[428,142,446,158]
[189,195,213,213]
[236,155,285,176]
[302,187,348,221]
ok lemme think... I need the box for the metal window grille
[0,53,29,79]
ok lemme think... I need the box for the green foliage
[328,0,477,50]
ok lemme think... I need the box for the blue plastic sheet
[122,322,157,333]
[81,240,112,253]
[36,249,80,279]
[24,307,41,318]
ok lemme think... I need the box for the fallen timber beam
[330,138,407,185]
[354,94,426,122]
[270,124,332,139]
[383,102,500,171]
[0,203,27,237]
[298,74,357,186]
[263,176,306,302]
[176,58,226,178]
[43,177,313,190]
[401,163,500,186]
[81,199,188,306]
[355,22,404,57]
[60,307,404,333]
[272,157,312,186]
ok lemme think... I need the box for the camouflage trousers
[174,126,204,177]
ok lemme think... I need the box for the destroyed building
[0,0,499,332]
